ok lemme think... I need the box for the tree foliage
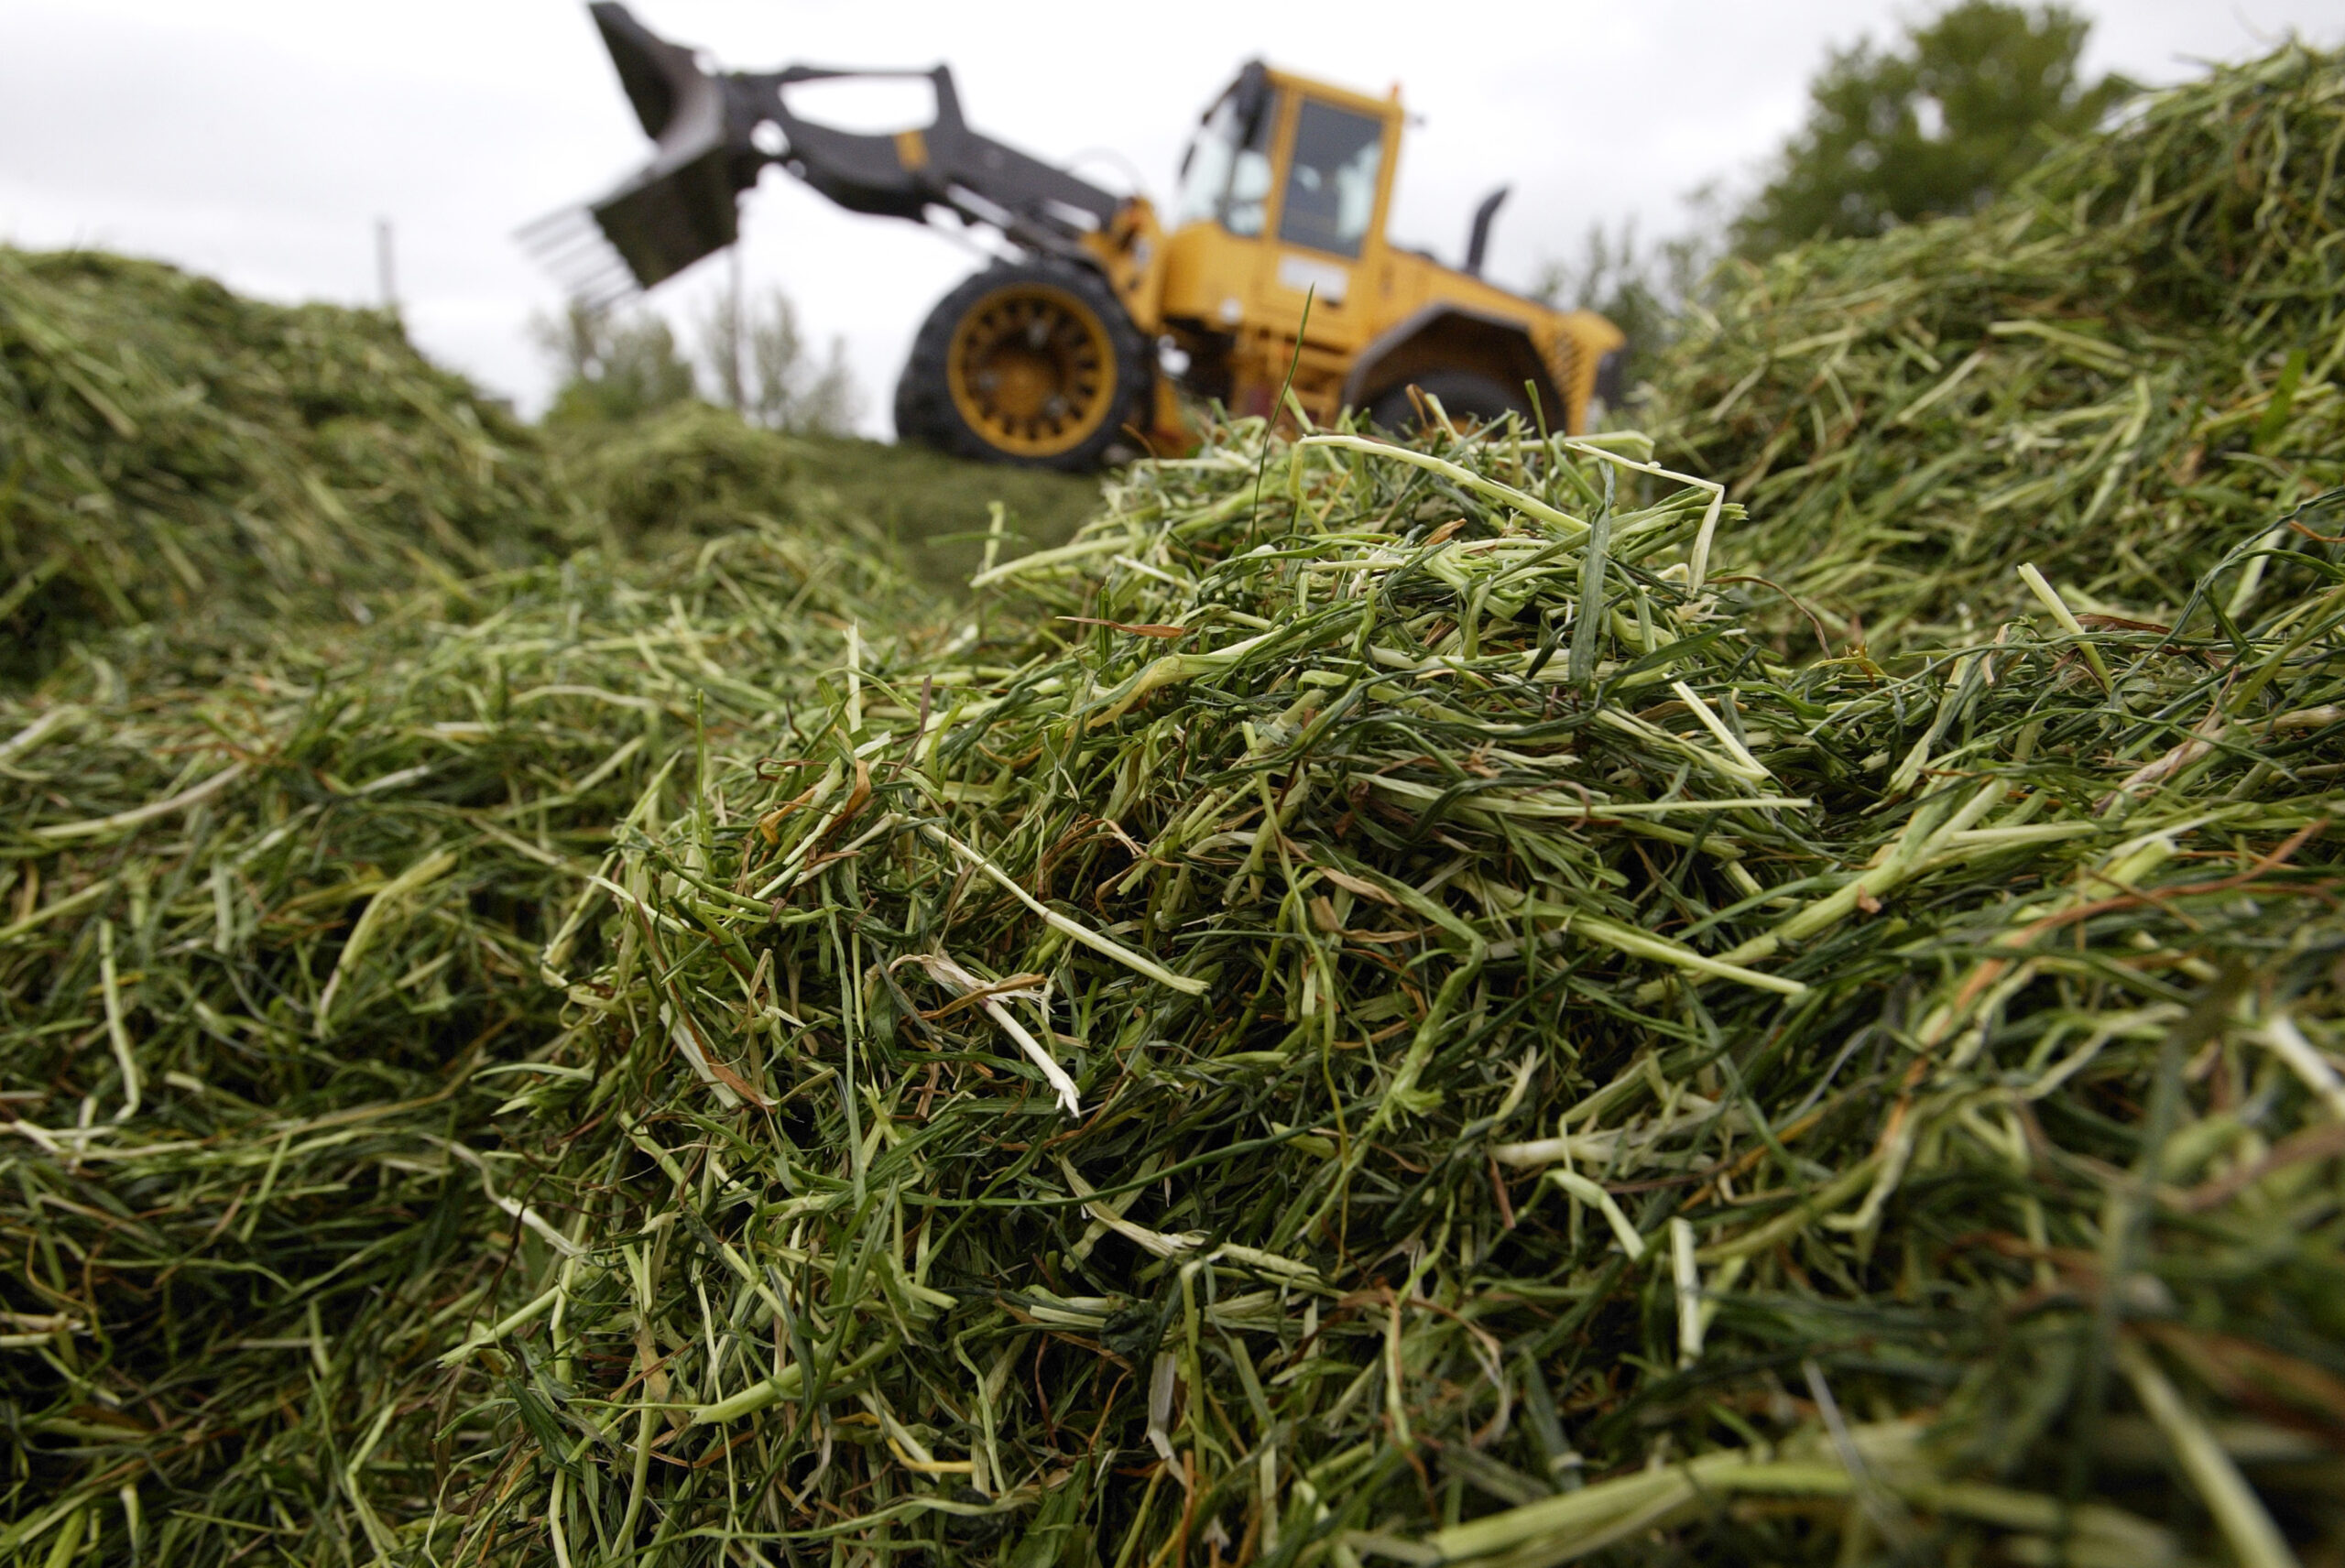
[694,285,862,436]
[532,301,697,425]
[531,284,862,435]
[1535,210,1722,410]
[1733,1,2132,256]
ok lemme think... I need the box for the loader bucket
[522,4,749,299]
[589,145,739,290]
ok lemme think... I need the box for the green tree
[1535,204,1723,411]
[693,285,862,436]
[1733,1,2132,256]
[532,300,698,425]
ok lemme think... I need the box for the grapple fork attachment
[526,4,1125,302]
[564,4,745,295]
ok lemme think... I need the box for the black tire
[892,258,1151,472]
[1366,370,1532,435]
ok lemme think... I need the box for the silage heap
[545,401,1106,594]
[391,419,2345,1565]
[6,58,2345,1558]
[0,521,908,1561]
[0,249,573,676]
[1651,44,2345,651]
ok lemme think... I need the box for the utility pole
[376,218,398,312]
[727,241,746,414]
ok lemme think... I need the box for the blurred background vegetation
[1540,0,2133,405]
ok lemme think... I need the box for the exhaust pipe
[1464,185,1509,278]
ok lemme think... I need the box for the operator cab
[1173,62,1394,263]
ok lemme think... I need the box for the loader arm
[534,4,1127,298]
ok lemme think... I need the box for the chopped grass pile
[0,245,1096,683]
[780,430,1107,593]
[0,249,574,674]
[336,419,2340,1566]
[1650,44,2345,650]
[546,403,1104,593]
[7,43,2345,1567]
[549,402,865,553]
[0,522,905,1560]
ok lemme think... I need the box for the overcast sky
[4,0,2335,434]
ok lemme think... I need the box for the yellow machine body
[558,10,1622,463]
[1078,65,1625,449]
[563,11,1625,467]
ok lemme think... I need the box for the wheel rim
[945,281,1118,458]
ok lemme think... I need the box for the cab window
[1278,100,1383,258]
[1175,87,1280,238]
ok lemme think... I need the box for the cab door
[1249,85,1397,376]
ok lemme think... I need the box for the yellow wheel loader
[534,5,1626,470]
